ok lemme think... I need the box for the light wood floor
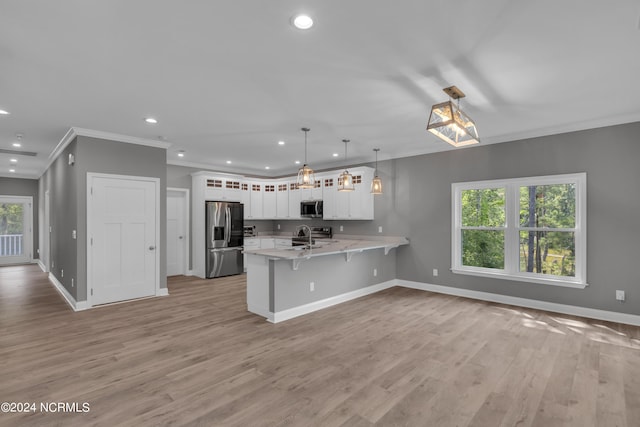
[1,265,639,427]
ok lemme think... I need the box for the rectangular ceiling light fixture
[427,86,479,147]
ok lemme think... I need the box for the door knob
[149,246,156,250]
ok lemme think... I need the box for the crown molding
[45,127,172,174]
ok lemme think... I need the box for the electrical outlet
[373,268,377,277]
[616,290,625,301]
[61,269,64,278]
[378,226,383,233]
[310,282,315,292]
[433,269,438,277]
[71,278,74,288]
[339,225,344,232]
[277,224,281,230]
[72,229,76,239]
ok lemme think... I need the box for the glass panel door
[0,196,32,265]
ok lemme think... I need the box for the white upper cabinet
[322,168,374,220]
[288,181,302,219]
[192,166,373,222]
[203,176,243,202]
[300,178,322,201]
[262,183,277,218]
[276,181,289,219]
[249,182,263,219]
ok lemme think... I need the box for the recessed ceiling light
[9,169,15,173]
[278,141,285,146]
[177,151,185,157]
[226,160,232,164]
[10,158,17,163]
[332,153,339,157]
[292,14,313,30]
[265,166,270,170]
[144,117,158,124]
[12,142,21,147]
[0,109,10,115]
[294,160,300,165]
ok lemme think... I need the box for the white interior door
[89,175,158,305]
[0,196,32,266]
[167,189,187,276]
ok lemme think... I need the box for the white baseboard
[48,273,88,311]
[271,280,396,323]
[157,288,169,297]
[36,259,46,272]
[186,270,194,276]
[397,280,640,327]
[247,304,274,322]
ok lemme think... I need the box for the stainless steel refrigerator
[206,201,244,278]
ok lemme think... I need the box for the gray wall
[383,122,640,315]
[39,138,79,298]
[0,177,40,260]
[40,136,167,302]
[273,247,397,311]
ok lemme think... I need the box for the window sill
[451,268,588,289]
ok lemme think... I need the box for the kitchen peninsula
[244,235,409,322]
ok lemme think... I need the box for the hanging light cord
[343,139,350,163]
[373,148,381,175]
[302,127,310,164]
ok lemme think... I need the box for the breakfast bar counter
[244,235,409,323]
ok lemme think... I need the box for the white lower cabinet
[260,238,275,249]
[274,238,292,249]
[243,237,260,271]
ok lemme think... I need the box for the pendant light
[337,139,355,192]
[371,148,383,195]
[427,85,479,147]
[297,127,316,189]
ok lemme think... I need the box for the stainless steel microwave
[300,200,323,218]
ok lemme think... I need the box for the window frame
[451,173,587,289]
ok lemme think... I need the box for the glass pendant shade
[370,148,383,194]
[297,164,315,189]
[427,100,479,147]
[337,138,355,192]
[297,127,316,189]
[338,170,355,192]
[371,175,383,194]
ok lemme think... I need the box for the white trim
[451,268,587,288]
[167,187,190,276]
[248,304,273,322]
[37,259,46,272]
[270,280,396,323]
[48,273,89,311]
[157,288,169,297]
[396,280,640,327]
[87,173,161,308]
[46,127,171,172]
[0,195,33,266]
[186,270,194,276]
[452,172,587,287]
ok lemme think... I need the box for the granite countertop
[243,235,409,260]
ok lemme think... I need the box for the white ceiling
[1,1,640,179]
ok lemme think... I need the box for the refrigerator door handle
[226,206,231,243]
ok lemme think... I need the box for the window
[452,173,586,288]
